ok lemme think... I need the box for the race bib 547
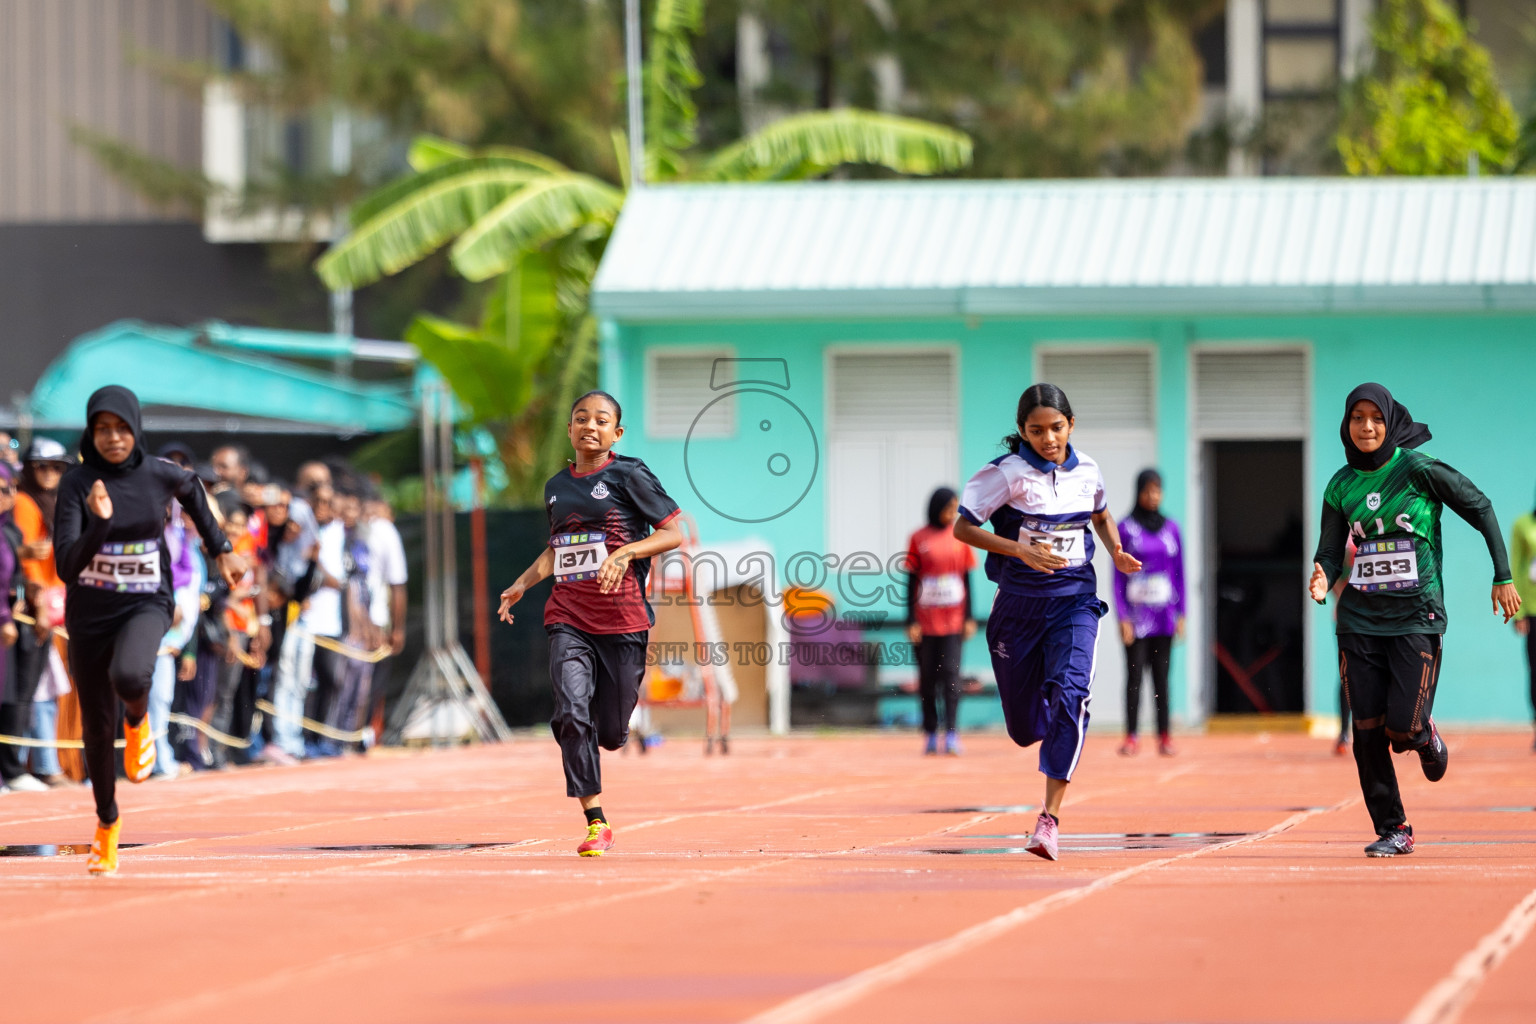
[1023,520,1087,568]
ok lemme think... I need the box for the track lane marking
[1402,884,1536,1024]
[741,798,1355,1024]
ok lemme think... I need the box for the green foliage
[698,110,972,181]
[737,0,1221,178]
[1337,0,1520,175]
[319,1,973,507]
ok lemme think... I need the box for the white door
[1038,348,1158,731]
[826,352,958,588]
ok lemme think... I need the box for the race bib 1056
[1350,539,1420,593]
[552,532,608,583]
[79,539,161,594]
[1023,520,1087,568]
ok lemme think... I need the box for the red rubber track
[1,731,1533,1023]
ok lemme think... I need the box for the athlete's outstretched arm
[167,464,243,586]
[1422,461,1520,620]
[1090,509,1142,575]
[1312,501,1349,602]
[52,473,112,585]
[498,546,555,624]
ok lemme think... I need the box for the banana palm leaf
[449,174,624,282]
[408,135,472,171]
[317,163,546,289]
[645,0,705,181]
[481,251,561,372]
[405,314,532,423]
[697,109,974,182]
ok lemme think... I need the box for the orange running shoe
[576,820,614,857]
[87,819,121,875]
[124,716,155,782]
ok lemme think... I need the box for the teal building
[591,178,1536,729]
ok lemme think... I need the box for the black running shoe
[1418,719,1448,782]
[1365,826,1414,858]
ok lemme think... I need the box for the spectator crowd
[0,437,408,792]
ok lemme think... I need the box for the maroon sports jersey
[543,453,681,634]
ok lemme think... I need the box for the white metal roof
[591,178,1536,319]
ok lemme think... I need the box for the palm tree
[317,0,972,504]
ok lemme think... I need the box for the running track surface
[3,731,1534,1024]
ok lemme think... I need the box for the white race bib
[1126,572,1173,607]
[918,573,964,608]
[1023,520,1086,568]
[552,531,608,583]
[78,540,161,594]
[1350,539,1420,593]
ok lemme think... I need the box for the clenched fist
[87,480,113,520]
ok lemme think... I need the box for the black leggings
[0,625,48,781]
[916,633,963,733]
[1526,626,1536,725]
[1125,635,1172,737]
[68,606,170,825]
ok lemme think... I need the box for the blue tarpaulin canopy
[27,320,429,435]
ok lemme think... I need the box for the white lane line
[741,799,1353,1024]
[1402,885,1536,1024]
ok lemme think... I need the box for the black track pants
[1338,632,1442,836]
[1525,627,1536,726]
[1125,635,1172,737]
[547,624,646,799]
[0,625,47,781]
[69,606,171,825]
[916,633,963,734]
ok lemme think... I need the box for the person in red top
[906,487,978,755]
[499,391,683,857]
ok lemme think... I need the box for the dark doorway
[1211,441,1306,714]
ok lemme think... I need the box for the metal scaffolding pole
[384,382,513,745]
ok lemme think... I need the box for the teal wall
[606,312,1536,725]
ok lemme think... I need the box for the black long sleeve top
[54,458,229,634]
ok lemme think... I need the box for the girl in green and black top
[1310,383,1521,858]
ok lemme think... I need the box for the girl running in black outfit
[53,387,243,874]
[498,391,682,856]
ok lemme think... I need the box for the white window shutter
[830,353,955,433]
[1038,349,1155,431]
[1194,350,1308,438]
[648,352,735,439]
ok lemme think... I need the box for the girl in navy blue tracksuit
[954,384,1143,860]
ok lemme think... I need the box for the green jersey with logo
[1315,448,1512,636]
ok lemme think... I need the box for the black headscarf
[1340,383,1431,472]
[80,385,145,475]
[926,487,958,530]
[1128,468,1165,533]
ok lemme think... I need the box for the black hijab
[1340,383,1431,472]
[926,487,958,530]
[1128,468,1165,533]
[80,385,146,475]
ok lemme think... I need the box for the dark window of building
[1196,13,1229,88]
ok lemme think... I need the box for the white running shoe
[6,774,48,793]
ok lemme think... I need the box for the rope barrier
[0,702,370,750]
[312,636,393,663]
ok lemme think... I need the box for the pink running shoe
[1117,735,1139,756]
[577,820,615,857]
[1024,812,1059,861]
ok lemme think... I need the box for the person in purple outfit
[1113,469,1185,757]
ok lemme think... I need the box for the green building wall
[603,312,1535,726]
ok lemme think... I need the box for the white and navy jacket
[958,445,1107,598]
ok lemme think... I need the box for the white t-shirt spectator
[366,518,408,628]
[300,519,347,638]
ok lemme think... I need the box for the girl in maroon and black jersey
[498,391,683,857]
[905,487,977,756]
